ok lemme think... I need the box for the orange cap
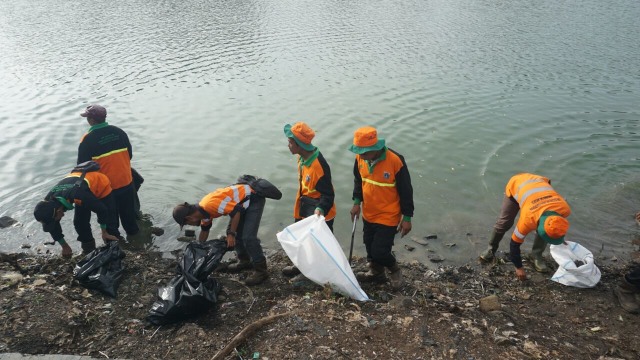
[284,122,315,151]
[349,126,386,154]
[538,212,569,245]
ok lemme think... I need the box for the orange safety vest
[294,153,337,221]
[198,184,253,227]
[506,173,571,243]
[79,123,133,190]
[356,150,404,226]
[66,171,113,204]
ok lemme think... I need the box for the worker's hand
[635,211,640,223]
[101,229,119,242]
[397,220,412,238]
[350,205,361,222]
[515,267,527,281]
[313,208,322,216]
[61,243,73,259]
[226,233,236,249]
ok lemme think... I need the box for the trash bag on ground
[73,241,125,298]
[550,241,601,288]
[147,239,227,325]
[277,215,369,301]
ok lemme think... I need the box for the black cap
[34,200,59,232]
[172,203,196,230]
[80,104,107,121]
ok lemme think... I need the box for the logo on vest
[305,175,311,183]
[383,172,390,179]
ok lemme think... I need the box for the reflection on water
[1,0,639,266]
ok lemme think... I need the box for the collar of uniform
[366,146,388,166]
[299,148,320,168]
[88,122,109,133]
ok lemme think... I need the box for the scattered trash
[429,255,444,263]
[404,244,415,252]
[20,244,31,249]
[150,227,165,236]
[445,243,456,248]
[425,235,437,240]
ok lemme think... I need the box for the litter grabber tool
[349,216,358,265]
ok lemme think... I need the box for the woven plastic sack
[550,241,601,288]
[277,215,369,301]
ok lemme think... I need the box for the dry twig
[211,311,294,360]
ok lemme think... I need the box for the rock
[429,255,444,263]
[479,295,501,312]
[411,236,428,246]
[20,244,31,249]
[404,244,415,251]
[0,216,18,228]
[425,234,438,240]
[150,227,165,236]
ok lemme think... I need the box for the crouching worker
[34,162,120,258]
[172,176,281,286]
[479,173,571,280]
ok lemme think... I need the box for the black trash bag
[147,239,227,325]
[236,174,282,200]
[73,241,125,298]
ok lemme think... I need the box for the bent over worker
[349,126,414,290]
[77,104,139,236]
[172,182,268,286]
[479,173,571,280]
[33,164,120,257]
[282,122,337,278]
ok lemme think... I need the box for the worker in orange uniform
[33,162,120,257]
[172,182,269,286]
[479,173,571,280]
[349,126,414,290]
[281,122,337,278]
[77,104,139,236]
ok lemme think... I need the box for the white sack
[550,241,601,288]
[277,215,369,301]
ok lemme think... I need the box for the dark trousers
[626,265,640,288]
[73,194,120,244]
[112,184,139,235]
[494,196,520,233]
[362,219,397,268]
[234,196,266,264]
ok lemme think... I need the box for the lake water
[1,0,639,266]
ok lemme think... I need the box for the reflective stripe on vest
[91,147,129,160]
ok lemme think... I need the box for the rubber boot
[244,260,269,286]
[282,265,301,277]
[530,234,549,273]
[479,231,504,262]
[387,263,403,290]
[227,254,252,273]
[81,240,96,255]
[614,277,640,314]
[356,262,386,283]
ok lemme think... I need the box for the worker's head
[34,200,64,232]
[284,122,316,154]
[80,104,107,123]
[349,126,386,160]
[537,211,569,245]
[172,202,200,229]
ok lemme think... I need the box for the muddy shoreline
[1,245,639,359]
